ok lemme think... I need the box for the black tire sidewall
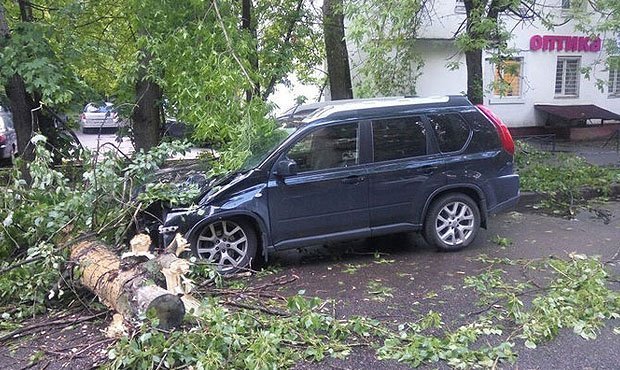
[424,194,480,251]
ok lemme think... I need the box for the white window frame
[555,57,581,98]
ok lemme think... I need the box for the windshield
[239,127,297,171]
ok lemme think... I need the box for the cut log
[71,239,185,329]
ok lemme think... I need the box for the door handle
[341,175,365,184]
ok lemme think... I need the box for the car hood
[150,160,249,205]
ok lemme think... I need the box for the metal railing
[514,134,557,152]
[602,129,620,154]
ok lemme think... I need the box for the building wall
[348,0,620,127]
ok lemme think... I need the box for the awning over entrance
[535,104,620,121]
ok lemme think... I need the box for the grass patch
[515,141,620,215]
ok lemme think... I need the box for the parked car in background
[0,107,17,165]
[80,102,121,134]
[148,96,519,273]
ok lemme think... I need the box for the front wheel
[423,194,480,251]
[191,219,257,274]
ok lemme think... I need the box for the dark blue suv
[159,96,519,273]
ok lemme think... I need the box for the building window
[455,0,466,13]
[610,65,620,98]
[555,57,580,97]
[493,58,523,97]
[561,0,585,11]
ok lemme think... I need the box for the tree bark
[0,2,38,174]
[462,0,508,105]
[5,74,37,162]
[132,51,163,151]
[463,0,485,104]
[242,0,259,101]
[464,49,483,104]
[323,0,353,100]
[71,239,185,329]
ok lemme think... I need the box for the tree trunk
[465,49,483,104]
[0,2,38,177]
[463,0,485,105]
[71,239,185,329]
[5,74,37,162]
[132,51,163,151]
[242,0,259,101]
[323,0,353,100]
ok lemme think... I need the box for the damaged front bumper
[158,205,219,249]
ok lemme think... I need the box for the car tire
[1,146,15,166]
[191,218,258,274]
[423,193,480,251]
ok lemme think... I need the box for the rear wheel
[191,219,257,274]
[1,146,15,166]
[423,194,480,251]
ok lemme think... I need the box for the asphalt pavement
[74,130,207,159]
[250,201,620,369]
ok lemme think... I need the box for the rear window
[0,115,11,130]
[372,116,427,162]
[461,111,501,152]
[428,113,471,153]
[84,102,114,113]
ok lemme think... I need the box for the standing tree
[323,0,353,100]
[460,0,519,104]
[0,1,39,164]
[132,48,163,151]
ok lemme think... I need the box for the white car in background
[80,102,122,134]
[0,108,17,165]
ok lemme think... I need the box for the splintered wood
[71,238,185,329]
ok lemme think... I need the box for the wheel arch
[422,185,488,229]
[186,210,270,262]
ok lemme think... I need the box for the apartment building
[353,1,620,136]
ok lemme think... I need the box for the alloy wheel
[434,201,475,246]
[196,220,249,273]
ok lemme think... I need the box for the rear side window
[428,113,471,153]
[287,122,359,172]
[461,111,501,152]
[372,116,426,162]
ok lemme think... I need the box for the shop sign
[529,35,602,52]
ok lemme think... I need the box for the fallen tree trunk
[71,239,185,329]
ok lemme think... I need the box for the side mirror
[275,159,298,177]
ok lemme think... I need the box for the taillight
[0,134,5,144]
[476,104,515,155]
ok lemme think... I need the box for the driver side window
[287,122,359,173]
